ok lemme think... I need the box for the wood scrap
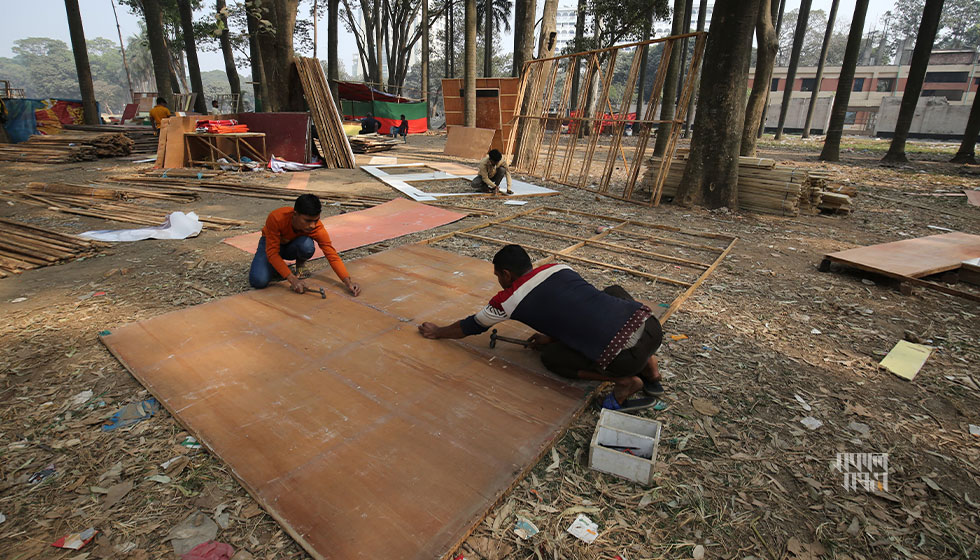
[26,182,197,203]
[294,57,355,168]
[0,217,105,276]
[348,134,399,154]
[64,124,158,153]
[0,143,97,163]
[24,132,134,157]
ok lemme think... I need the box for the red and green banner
[341,99,427,134]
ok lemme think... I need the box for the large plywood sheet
[101,245,585,560]
[361,163,559,201]
[444,126,495,159]
[827,232,980,278]
[234,112,312,163]
[221,198,466,260]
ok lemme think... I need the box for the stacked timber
[294,57,356,168]
[0,218,105,278]
[65,124,159,153]
[651,155,849,217]
[0,143,97,163]
[25,181,197,203]
[24,132,134,157]
[348,134,399,154]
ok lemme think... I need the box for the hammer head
[489,329,498,349]
[319,287,325,299]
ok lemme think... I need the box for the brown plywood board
[100,244,585,560]
[827,232,980,278]
[965,190,980,207]
[444,126,495,160]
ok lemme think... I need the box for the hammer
[304,286,326,299]
[489,329,531,349]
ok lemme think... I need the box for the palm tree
[177,0,207,113]
[64,0,99,124]
[950,93,979,164]
[653,0,687,157]
[141,0,173,106]
[802,0,839,138]
[882,0,945,163]
[819,0,869,161]
[478,0,512,76]
[464,0,476,126]
[741,0,777,157]
[773,0,811,139]
[216,0,242,111]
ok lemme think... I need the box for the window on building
[800,78,816,92]
[771,78,780,91]
[852,78,865,92]
[843,111,856,125]
[925,71,968,83]
[922,89,964,101]
[876,78,895,92]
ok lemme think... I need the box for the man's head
[212,100,219,107]
[400,114,406,120]
[488,149,502,164]
[366,112,374,118]
[156,97,167,106]
[492,244,532,289]
[291,194,322,233]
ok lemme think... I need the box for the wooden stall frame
[421,205,736,323]
[185,132,268,170]
[505,32,707,206]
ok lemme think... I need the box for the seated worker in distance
[391,114,409,142]
[149,97,170,135]
[418,244,664,411]
[359,113,381,134]
[248,194,361,296]
[471,149,513,195]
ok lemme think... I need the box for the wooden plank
[443,126,495,160]
[100,245,585,560]
[826,233,980,278]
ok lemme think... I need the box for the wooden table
[185,132,267,169]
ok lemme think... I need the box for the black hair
[156,97,167,105]
[400,114,406,120]
[294,194,322,216]
[366,112,374,117]
[493,244,532,277]
[488,149,502,162]
[212,99,219,105]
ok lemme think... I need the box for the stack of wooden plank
[0,143,97,163]
[65,124,159,153]
[0,190,245,231]
[0,218,105,278]
[651,154,849,217]
[347,134,399,154]
[25,181,198,203]
[24,131,134,157]
[294,57,355,169]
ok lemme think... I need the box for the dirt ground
[1,132,978,560]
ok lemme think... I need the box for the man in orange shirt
[248,194,361,296]
[148,97,170,135]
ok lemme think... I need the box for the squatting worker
[248,194,361,297]
[359,112,381,134]
[149,97,170,135]
[418,244,664,411]
[472,149,513,195]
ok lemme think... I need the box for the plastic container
[588,408,662,485]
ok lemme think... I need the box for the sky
[0,0,901,76]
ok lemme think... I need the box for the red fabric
[181,541,235,560]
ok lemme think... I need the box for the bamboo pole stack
[24,132,134,157]
[0,218,105,278]
[294,57,356,169]
[26,181,198,203]
[0,143,98,163]
[65,124,158,153]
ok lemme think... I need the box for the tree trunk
[882,0,945,163]
[635,8,654,120]
[329,0,339,104]
[951,91,980,164]
[141,0,173,107]
[217,0,243,111]
[740,0,776,157]
[483,0,492,76]
[802,0,838,137]
[513,0,536,77]
[757,0,785,137]
[774,0,810,139]
[675,0,693,102]
[177,0,208,114]
[569,0,587,110]
[445,0,452,78]
[464,0,477,126]
[449,0,455,77]
[65,0,99,124]
[653,0,686,156]
[422,0,430,124]
[675,0,759,209]
[246,4,268,111]
[256,0,302,112]
[819,0,869,161]
[683,0,708,137]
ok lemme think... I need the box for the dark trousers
[471,168,506,192]
[539,285,663,379]
[248,236,315,288]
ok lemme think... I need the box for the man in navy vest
[418,244,664,411]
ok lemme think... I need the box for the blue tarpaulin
[3,99,44,143]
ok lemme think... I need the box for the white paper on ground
[503,200,528,205]
[567,514,599,543]
[79,212,203,242]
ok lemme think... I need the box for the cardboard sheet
[826,232,980,278]
[880,340,933,381]
[101,245,585,560]
[222,198,466,260]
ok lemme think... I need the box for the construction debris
[0,217,106,277]
[25,181,197,203]
[24,132,134,157]
[348,133,399,154]
[294,57,355,168]
[65,124,159,153]
[0,142,97,163]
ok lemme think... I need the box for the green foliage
[572,0,669,56]
[888,0,980,49]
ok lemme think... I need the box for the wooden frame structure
[185,132,268,169]
[506,32,707,206]
[422,206,736,322]
[442,78,521,153]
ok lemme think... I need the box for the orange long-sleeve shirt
[262,207,349,281]
[149,104,170,129]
